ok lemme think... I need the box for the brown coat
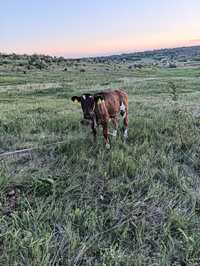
[71,89,128,148]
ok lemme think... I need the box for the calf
[71,89,128,148]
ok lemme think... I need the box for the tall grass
[0,64,200,265]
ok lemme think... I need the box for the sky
[1,0,200,58]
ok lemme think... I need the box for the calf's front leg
[91,122,97,142]
[102,123,110,149]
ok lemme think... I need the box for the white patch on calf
[82,95,86,100]
[120,102,126,113]
[120,102,126,118]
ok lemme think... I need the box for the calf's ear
[94,95,104,104]
[71,96,81,102]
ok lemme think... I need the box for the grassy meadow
[0,56,200,265]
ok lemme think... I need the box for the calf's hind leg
[122,104,128,139]
[123,113,128,139]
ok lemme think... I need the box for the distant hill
[92,45,200,63]
[1,45,200,69]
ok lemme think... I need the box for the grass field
[1,62,200,265]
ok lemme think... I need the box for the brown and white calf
[71,89,128,148]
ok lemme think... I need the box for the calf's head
[71,94,104,120]
[71,94,95,120]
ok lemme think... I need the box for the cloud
[187,39,200,45]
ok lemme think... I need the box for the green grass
[0,62,200,265]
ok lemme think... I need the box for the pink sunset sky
[1,0,200,58]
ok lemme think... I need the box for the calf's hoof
[112,130,117,137]
[80,119,91,126]
[105,143,111,150]
[109,130,117,137]
[124,129,128,139]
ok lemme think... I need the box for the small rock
[100,195,104,200]
[8,190,15,197]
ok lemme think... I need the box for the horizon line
[1,43,200,60]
